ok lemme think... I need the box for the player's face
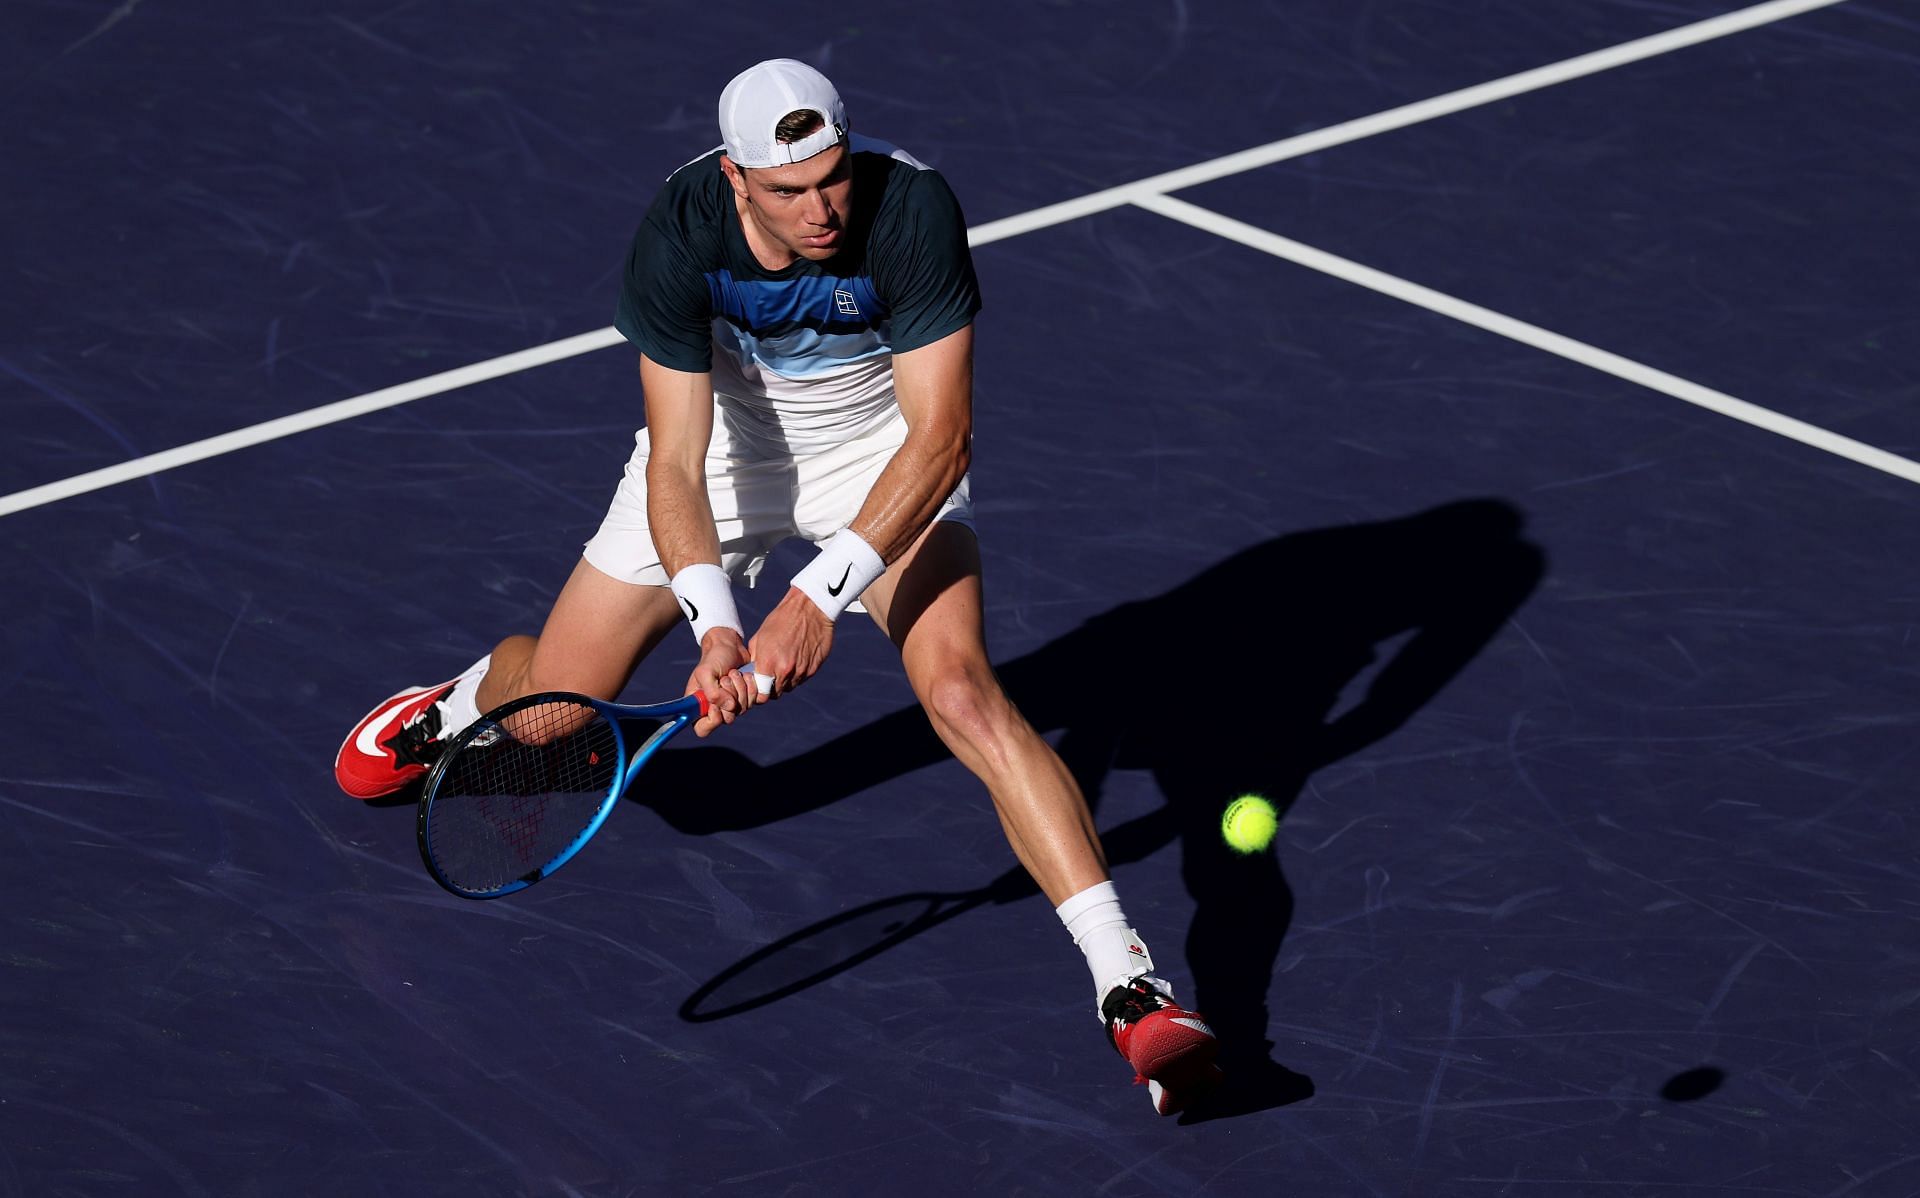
[724,145,855,267]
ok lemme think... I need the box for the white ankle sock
[1056,880,1156,1012]
[441,654,490,738]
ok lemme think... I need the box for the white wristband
[669,563,743,645]
[790,527,886,622]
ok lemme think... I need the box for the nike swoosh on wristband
[826,565,853,597]
[354,691,432,757]
[682,597,699,622]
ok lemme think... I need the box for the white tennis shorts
[581,402,974,591]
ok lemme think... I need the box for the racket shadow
[678,870,1037,1022]
[659,499,1544,1109]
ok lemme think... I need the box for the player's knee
[920,663,1011,749]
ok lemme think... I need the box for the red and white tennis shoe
[334,662,483,799]
[1101,976,1223,1116]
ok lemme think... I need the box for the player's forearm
[638,356,724,577]
[852,324,975,562]
[645,459,725,576]
[850,422,971,562]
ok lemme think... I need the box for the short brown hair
[774,109,826,144]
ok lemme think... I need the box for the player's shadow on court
[649,497,1545,1120]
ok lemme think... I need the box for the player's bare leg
[478,558,684,709]
[861,522,1105,905]
[861,522,1220,1114]
[336,559,684,799]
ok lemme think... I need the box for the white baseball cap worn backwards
[719,58,847,168]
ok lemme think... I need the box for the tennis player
[333,58,1219,1114]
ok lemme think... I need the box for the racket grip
[697,665,762,713]
[690,663,755,718]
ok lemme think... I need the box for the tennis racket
[416,687,714,899]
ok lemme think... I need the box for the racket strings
[424,700,626,894]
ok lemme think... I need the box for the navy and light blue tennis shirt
[615,136,982,454]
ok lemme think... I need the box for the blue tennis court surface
[5,2,1918,1194]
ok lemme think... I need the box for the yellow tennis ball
[1221,794,1278,854]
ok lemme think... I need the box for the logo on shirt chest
[833,288,861,318]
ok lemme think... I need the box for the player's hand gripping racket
[416,685,730,899]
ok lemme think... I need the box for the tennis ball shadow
[1660,1066,1725,1102]
[656,498,1544,1111]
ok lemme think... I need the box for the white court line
[1134,192,1920,485]
[968,0,1848,247]
[0,0,1867,518]
[0,328,626,517]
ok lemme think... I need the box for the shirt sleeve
[870,168,982,353]
[614,216,714,373]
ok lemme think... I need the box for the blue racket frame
[416,689,708,899]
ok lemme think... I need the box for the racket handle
[696,665,764,713]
